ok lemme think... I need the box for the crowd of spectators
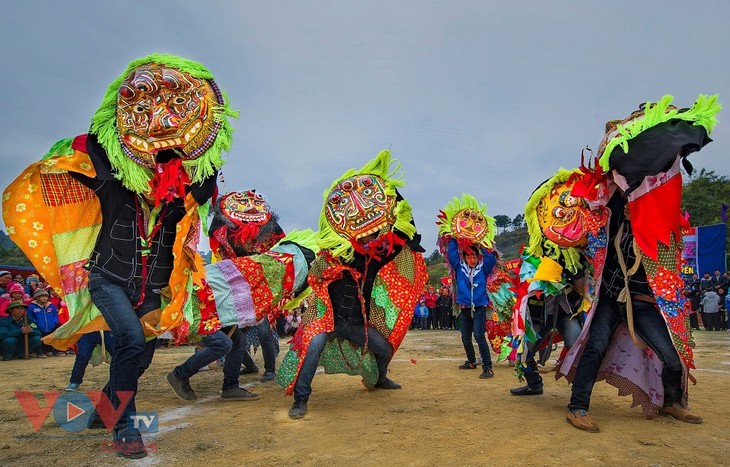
[0,270,72,360]
[684,269,730,332]
[412,285,454,330]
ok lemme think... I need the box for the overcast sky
[2,1,729,253]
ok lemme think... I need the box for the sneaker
[458,361,477,369]
[479,368,494,379]
[166,371,197,401]
[199,365,210,371]
[36,353,47,359]
[658,403,703,424]
[260,371,276,383]
[288,399,308,419]
[510,384,543,396]
[114,431,147,459]
[240,365,260,375]
[65,382,80,392]
[221,386,260,401]
[566,409,599,433]
[374,378,402,390]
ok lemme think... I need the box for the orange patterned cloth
[2,136,201,349]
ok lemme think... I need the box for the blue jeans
[569,297,683,411]
[459,307,492,370]
[174,326,245,389]
[523,312,582,388]
[87,273,159,438]
[256,319,277,373]
[70,331,115,385]
[293,324,393,401]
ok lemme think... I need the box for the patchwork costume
[558,95,721,432]
[505,162,609,395]
[166,190,309,400]
[2,54,236,458]
[278,150,428,419]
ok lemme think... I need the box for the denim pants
[2,335,41,359]
[523,312,582,388]
[174,326,245,390]
[256,319,277,373]
[459,307,492,370]
[569,297,683,411]
[87,273,159,437]
[293,323,393,401]
[70,331,115,385]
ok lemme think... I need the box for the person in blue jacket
[447,238,497,379]
[27,289,60,357]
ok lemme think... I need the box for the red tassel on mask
[149,158,191,207]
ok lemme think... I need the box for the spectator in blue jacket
[27,289,60,357]
[1,301,41,360]
[446,238,497,379]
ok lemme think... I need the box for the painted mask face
[536,179,607,248]
[116,64,223,167]
[451,209,488,244]
[221,191,271,225]
[325,174,396,241]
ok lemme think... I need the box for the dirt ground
[0,329,728,466]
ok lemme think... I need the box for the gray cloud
[2,0,729,254]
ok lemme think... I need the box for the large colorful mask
[535,177,601,249]
[220,190,272,225]
[525,167,608,273]
[116,64,224,168]
[318,150,416,261]
[90,53,238,194]
[324,174,396,241]
[436,194,495,250]
[209,190,283,259]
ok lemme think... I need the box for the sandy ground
[0,329,729,467]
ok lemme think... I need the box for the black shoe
[458,361,477,369]
[510,384,544,395]
[260,371,276,383]
[374,378,402,390]
[220,386,260,401]
[240,365,260,375]
[113,431,147,459]
[166,371,197,401]
[289,399,308,419]
[479,368,494,379]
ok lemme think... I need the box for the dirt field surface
[0,329,728,466]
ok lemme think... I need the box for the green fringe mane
[524,168,583,274]
[436,194,496,249]
[278,228,320,254]
[90,53,239,194]
[598,94,721,171]
[317,150,415,262]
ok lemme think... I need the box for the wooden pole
[23,311,29,359]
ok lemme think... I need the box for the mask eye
[362,188,373,196]
[553,207,566,218]
[329,193,341,205]
[119,85,136,99]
